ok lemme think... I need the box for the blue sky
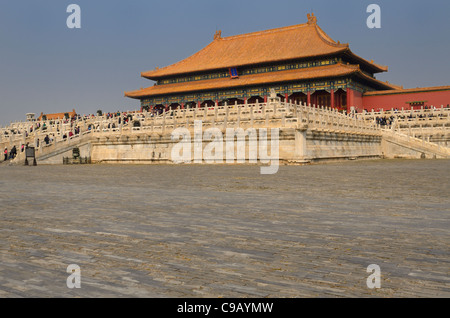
[0,0,449,126]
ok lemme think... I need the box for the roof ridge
[219,23,309,41]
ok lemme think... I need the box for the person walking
[10,146,17,159]
[3,148,7,161]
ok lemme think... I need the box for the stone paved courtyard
[0,160,449,297]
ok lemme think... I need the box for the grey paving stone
[0,160,449,297]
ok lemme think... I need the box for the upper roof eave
[140,15,352,80]
[342,50,388,73]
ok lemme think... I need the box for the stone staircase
[2,132,95,165]
[381,129,450,159]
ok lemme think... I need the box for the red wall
[352,90,364,113]
[345,89,365,113]
[362,89,450,112]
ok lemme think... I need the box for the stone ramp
[5,133,95,165]
[36,136,93,164]
[382,130,450,159]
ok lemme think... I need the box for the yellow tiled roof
[141,16,386,79]
[141,15,387,79]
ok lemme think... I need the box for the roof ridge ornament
[307,13,317,24]
[214,30,222,40]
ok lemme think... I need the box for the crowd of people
[375,115,395,126]
[371,106,450,127]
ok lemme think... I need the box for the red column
[330,89,335,109]
[285,93,289,103]
[264,95,267,103]
[307,91,311,106]
[197,101,201,108]
[165,104,169,112]
[346,88,353,113]
[181,103,185,109]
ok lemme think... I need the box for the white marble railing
[360,106,450,122]
[6,101,445,158]
[0,104,371,144]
